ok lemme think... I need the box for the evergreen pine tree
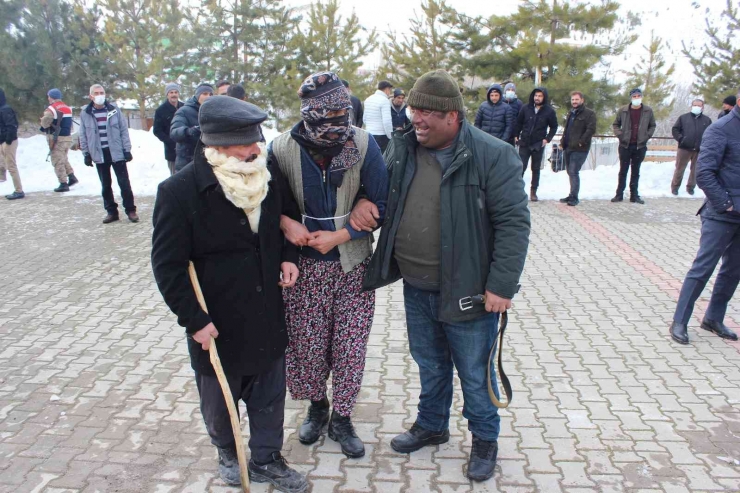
[682,0,740,107]
[623,31,675,123]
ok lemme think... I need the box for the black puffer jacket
[672,112,712,151]
[0,89,18,145]
[170,96,201,171]
[513,87,558,149]
[474,84,515,142]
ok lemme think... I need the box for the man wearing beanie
[719,95,736,118]
[153,82,183,175]
[611,88,656,204]
[40,88,78,192]
[362,69,531,482]
[170,83,213,172]
[151,97,308,492]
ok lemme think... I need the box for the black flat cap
[199,96,268,147]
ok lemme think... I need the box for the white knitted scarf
[205,143,271,232]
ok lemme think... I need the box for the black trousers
[519,146,544,191]
[372,135,390,154]
[96,151,135,214]
[195,355,286,464]
[616,144,647,197]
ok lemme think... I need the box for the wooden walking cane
[188,262,250,492]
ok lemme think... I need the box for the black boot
[701,319,738,340]
[67,173,79,186]
[467,436,498,481]
[529,188,539,202]
[103,213,119,224]
[670,321,689,344]
[298,398,330,445]
[328,410,365,458]
[217,445,241,486]
[54,182,70,192]
[610,195,623,203]
[630,195,645,204]
[390,423,450,453]
[559,195,572,203]
[567,197,579,206]
[248,452,309,493]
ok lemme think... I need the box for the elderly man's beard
[205,142,271,232]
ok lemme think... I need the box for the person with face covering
[272,71,389,459]
[151,97,309,492]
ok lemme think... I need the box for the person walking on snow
[671,99,712,195]
[79,84,138,224]
[40,88,79,193]
[611,88,656,205]
[0,88,23,200]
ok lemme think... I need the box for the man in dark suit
[670,90,740,345]
[151,96,309,492]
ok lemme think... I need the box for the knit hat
[165,82,180,96]
[407,70,464,112]
[298,71,352,112]
[504,82,516,92]
[629,88,643,97]
[393,88,405,98]
[199,97,267,147]
[723,95,737,106]
[195,83,214,99]
[47,88,62,100]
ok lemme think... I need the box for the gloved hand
[124,151,133,162]
[188,126,201,138]
[84,153,93,167]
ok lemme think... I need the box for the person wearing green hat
[359,69,531,482]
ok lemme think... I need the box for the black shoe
[630,195,645,204]
[610,195,623,203]
[467,436,498,481]
[701,319,738,341]
[54,182,70,192]
[126,211,140,223]
[670,321,689,344]
[298,398,330,445]
[328,411,365,458]
[390,423,450,453]
[5,191,24,200]
[529,189,539,202]
[559,196,572,203]
[671,188,679,196]
[248,452,308,493]
[567,198,579,206]
[67,174,79,186]
[687,187,695,195]
[103,213,119,224]
[217,445,241,486]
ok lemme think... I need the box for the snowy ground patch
[1,129,704,202]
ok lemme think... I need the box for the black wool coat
[153,100,183,161]
[151,144,300,376]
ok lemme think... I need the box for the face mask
[303,113,352,147]
[505,91,515,100]
[631,98,642,107]
[691,106,703,115]
[93,95,105,106]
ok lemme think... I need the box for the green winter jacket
[363,120,531,323]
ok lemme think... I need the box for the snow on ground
[1,128,704,202]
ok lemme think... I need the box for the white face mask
[505,90,516,100]
[93,95,105,106]
[691,106,703,115]
[631,98,642,107]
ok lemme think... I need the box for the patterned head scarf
[293,71,361,187]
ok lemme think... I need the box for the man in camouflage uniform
[40,88,78,192]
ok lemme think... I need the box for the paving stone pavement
[0,193,739,493]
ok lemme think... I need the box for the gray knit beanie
[195,83,214,99]
[407,70,464,112]
[165,82,180,96]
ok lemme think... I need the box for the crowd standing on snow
[1,69,739,491]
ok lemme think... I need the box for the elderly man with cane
[151,96,308,493]
[358,69,530,482]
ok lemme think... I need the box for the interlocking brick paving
[0,194,738,492]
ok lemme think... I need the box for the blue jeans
[565,150,588,199]
[403,283,501,442]
[674,217,740,324]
